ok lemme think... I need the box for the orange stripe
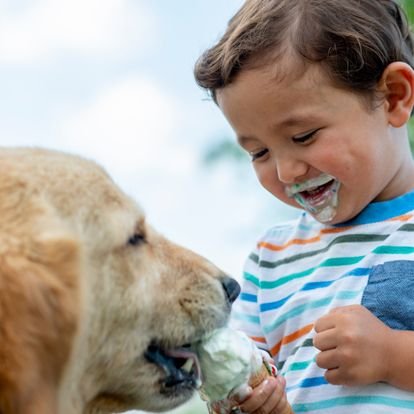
[270,323,314,356]
[320,226,352,234]
[388,213,413,222]
[257,226,352,252]
[258,213,414,253]
[250,336,267,344]
[258,235,321,251]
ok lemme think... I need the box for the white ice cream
[285,173,341,223]
[196,328,263,402]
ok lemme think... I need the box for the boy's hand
[236,374,289,414]
[314,304,392,386]
[210,374,288,414]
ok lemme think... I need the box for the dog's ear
[0,195,81,414]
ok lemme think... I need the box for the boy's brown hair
[194,0,414,104]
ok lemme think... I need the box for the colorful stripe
[287,376,328,392]
[372,245,414,254]
[256,256,364,289]
[233,195,414,413]
[263,290,361,334]
[258,233,387,257]
[292,395,414,412]
[284,358,314,373]
[270,323,314,355]
[276,338,314,370]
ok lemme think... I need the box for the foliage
[401,0,414,23]
[203,137,248,166]
[401,0,414,152]
[409,118,414,153]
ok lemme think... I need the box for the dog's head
[0,148,240,414]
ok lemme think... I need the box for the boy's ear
[381,62,414,127]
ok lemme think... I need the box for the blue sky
[0,0,298,296]
[0,1,300,413]
[1,0,299,280]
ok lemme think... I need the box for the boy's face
[216,62,413,224]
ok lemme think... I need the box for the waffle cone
[204,362,295,414]
[248,363,271,388]
[248,363,295,414]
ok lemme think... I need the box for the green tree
[400,0,414,152]
[401,0,414,22]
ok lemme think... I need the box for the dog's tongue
[145,345,201,388]
[164,348,202,384]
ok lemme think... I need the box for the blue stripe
[263,290,361,333]
[259,268,369,313]
[286,376,328,392]
[346,267,370,276]
[240,293,257,302]
[336,189,414,226]
[301,281,332,290]
[260,293,294,312]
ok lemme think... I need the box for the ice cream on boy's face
[196,328,263,402]
[285,173,341,223]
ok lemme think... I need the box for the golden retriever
[0,147,240,414]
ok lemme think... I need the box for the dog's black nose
[220,275,241,304]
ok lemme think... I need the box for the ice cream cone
[248,363,295,414]
[248,361,273,388]
[196,328,295,413]
[206,363,295,414]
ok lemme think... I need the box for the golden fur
[0,147,237,414]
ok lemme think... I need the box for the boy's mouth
[300,179,335,205]
[286,174,340,222]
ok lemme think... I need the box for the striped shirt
[231,190,414,413]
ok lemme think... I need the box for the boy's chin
[310,208,357,226]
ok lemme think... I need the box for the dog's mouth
[145,342,201,395]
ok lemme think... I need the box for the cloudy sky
[0,0,301,412]
[1,0,299,278]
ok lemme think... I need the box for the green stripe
[231,311,260,325]
[264,290,360,333]
[251,234,387,269]
[261,268,314,289]
[373,245,414,254]
[277,338,314,371]
[320,256,364,267]
[260,256,364,290]
[284,359,314,373]
[244,271,260,287]
[249,252,260,264]
[264,297,331,333]
[398,223,414,231]
[292,395,414,412]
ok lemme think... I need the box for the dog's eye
[127,233,145,246]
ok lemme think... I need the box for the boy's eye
[249,148,268,161]
[292,129,319,144]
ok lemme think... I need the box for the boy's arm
[384,329,414,390]
[313,304,414,391]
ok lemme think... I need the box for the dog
[0,147,240,414]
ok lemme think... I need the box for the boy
[194,0,414,413]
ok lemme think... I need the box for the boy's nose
[276,156,308,184]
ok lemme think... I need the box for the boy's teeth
[286,174,335,197]
[182,358,194,373]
